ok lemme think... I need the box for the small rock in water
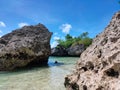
[54,61,58,64]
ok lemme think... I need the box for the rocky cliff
[67,44,85,56]
[51,45,68,56]
[0,23,52,70]
[65,11,120,90]
[51,44,85,57]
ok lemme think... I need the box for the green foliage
[56,32,92,49]
[65,34,73,40]
[78,37,92,48]
[78,32,89,39]
[57,38,73,48]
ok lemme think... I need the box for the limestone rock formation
[51,45,68,56]
[65,11,120,90]
[67,44,85,56]
[0,23,52,70]
[51,44,85,56]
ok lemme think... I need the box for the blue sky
[0,0,119,47]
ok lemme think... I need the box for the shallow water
[0,57,79,90]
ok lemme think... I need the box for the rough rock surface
[51,44,85,56]
[0,23,52,70]
[65,11,120,90]
[67,44,85,56]
[51,45,68,56]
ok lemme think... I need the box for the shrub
[56,32,92,49]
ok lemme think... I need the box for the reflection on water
[0,57,79,90]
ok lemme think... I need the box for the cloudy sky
[0,0,119,47]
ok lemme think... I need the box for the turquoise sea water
[0,57,79,90]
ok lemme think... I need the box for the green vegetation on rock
[57,32,92,49]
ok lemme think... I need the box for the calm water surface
[0,57,79,90]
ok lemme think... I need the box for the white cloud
[54,32,58,35]
[18,22,29,28]
[0,30,2,33]
[60,23,72,34]
[51,36,60,48]
[53,36,60,40]
[51,41,58,48]
[0,21,6,27]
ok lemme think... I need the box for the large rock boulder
[51,45,68,56]
[65,11,120,90]
[51,44,85,56]
[67,44,85,56]
[0,23,52,70]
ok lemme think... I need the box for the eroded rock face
[67,44,85,56]
[51,45,68,56]
[51,44,85,56]
[65,11,120,90]
[0,23,52,70]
